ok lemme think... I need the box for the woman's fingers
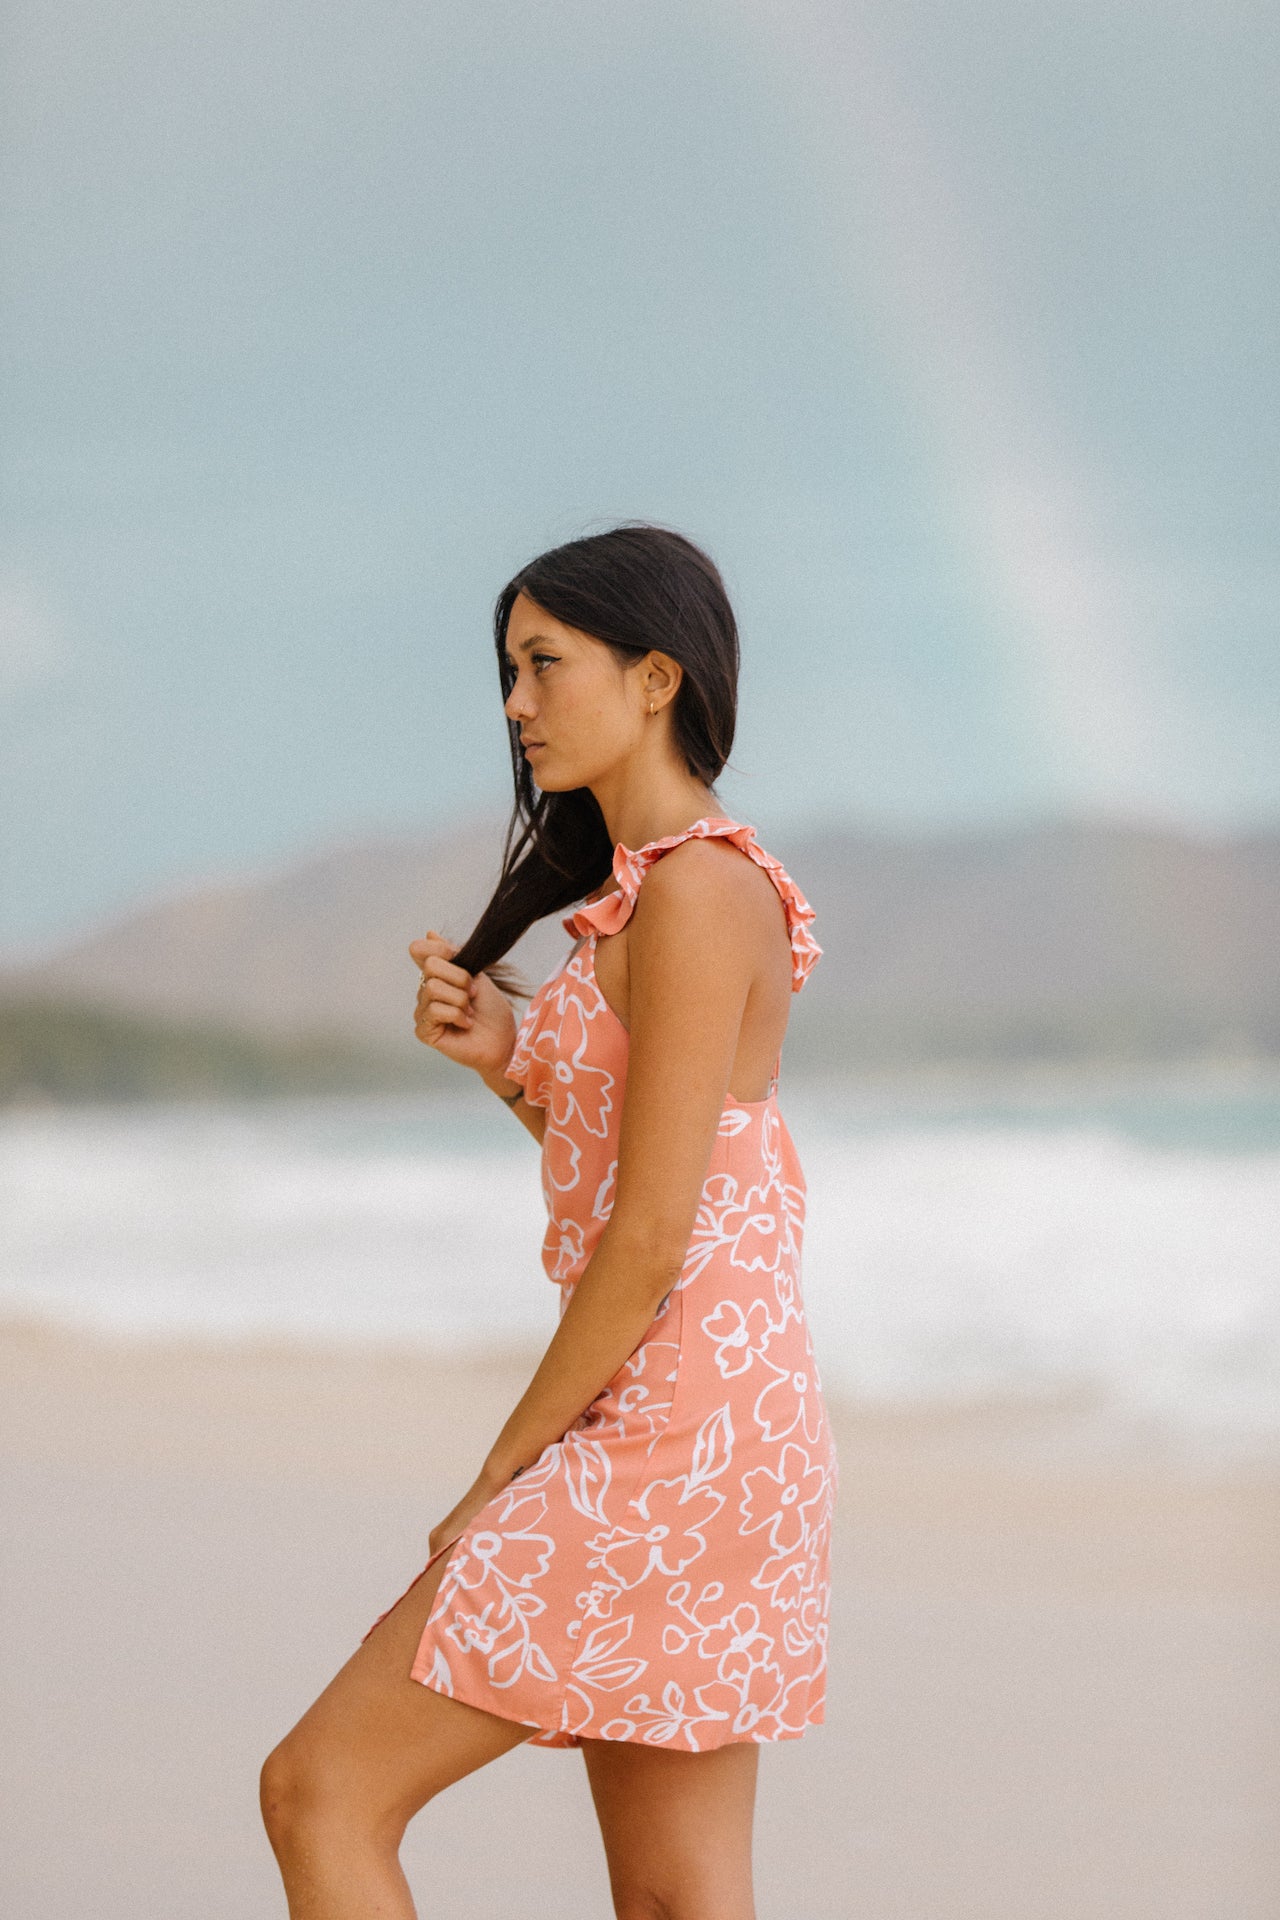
[410,941,472,992]
[426,1000,472,1029]
[417,1011,471,1038]
[407,931,503,1048]
[409,928,458,961]
[416,981,473,1027]
[414,967,475,1035]
[418,971,470,1012]
[415,1000,472,1039]
[409,932,475,1033]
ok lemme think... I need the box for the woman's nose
[504,682,533,721]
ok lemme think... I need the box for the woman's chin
[526,751,598,794]
[529,764,571,793]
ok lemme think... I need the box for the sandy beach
[2,1321,1277,1920]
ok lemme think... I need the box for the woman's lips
[522,740,545,754]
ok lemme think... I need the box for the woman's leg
[580,1735,759,1920]
[260,1551,533,1919]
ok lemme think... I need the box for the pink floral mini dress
[366,812,838,1751]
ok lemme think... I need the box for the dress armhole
[505,989,543,1086]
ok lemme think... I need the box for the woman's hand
[409,931,517,1077]
[427,1464,510,1560]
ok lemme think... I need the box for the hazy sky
[2,0,1276,945]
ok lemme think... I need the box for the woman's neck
[594,780,722,855]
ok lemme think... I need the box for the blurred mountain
[2,813,1277,1092]
[774,817,1279,1072]
[0,808,562,1049]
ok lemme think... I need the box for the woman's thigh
[580,1735,759,1920]
[263,1550,534,1836]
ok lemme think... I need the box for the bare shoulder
[632,835,786,950]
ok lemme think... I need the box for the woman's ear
[642,650,684,711]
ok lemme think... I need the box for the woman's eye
[532,653,557,674]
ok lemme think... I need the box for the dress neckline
[622,810,741,858]
[582,812,741,907]
[560,811,821,993]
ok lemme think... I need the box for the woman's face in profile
[503,590,654,792]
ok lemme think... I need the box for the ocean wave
[3,1093,1278,1449]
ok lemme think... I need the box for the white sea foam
[800,1125,1280,1449]
[2,1088,1278,1453]
[0,1102,551,1346]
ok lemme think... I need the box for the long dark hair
[452,524,739,993]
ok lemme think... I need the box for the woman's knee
[611,1894,673,1920]
[259,1733,311,1848]
[259,1729,373,1851]
[611,1885,734,1920]
[260,1719,428,1858]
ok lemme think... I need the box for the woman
[260,524,838,1919]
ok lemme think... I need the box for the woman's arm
[410,931,546,1144]
[426,842,760,1549]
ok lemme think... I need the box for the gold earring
[648,701,655,715]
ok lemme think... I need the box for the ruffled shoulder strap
[563,813,822,992]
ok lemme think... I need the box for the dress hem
[408,1660,824,1750]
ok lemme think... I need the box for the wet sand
[2,1322,1278,1919]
